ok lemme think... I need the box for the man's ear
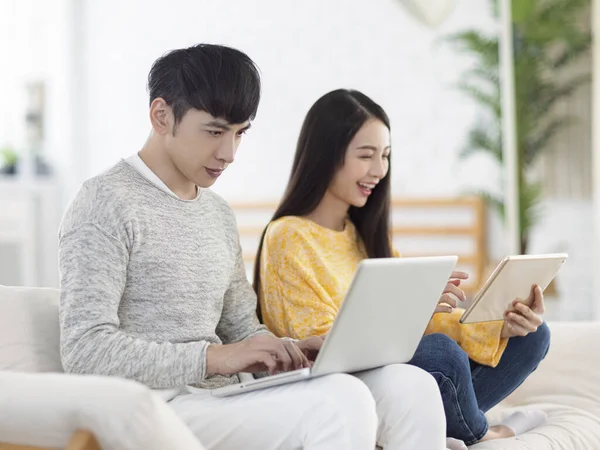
[149,98,172,135]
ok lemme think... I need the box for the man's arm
[59,223,208,388]
[215,242,271,344]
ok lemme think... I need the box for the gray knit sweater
[58,160,269,390]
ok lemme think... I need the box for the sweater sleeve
[217,240,272,344]
[59,223,208,388]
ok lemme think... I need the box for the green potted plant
[0,146,19,175]
[445,0,591,253]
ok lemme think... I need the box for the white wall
[0,0,34,150]
[0,0,72,288]
[528,200,594,321]
[3,0,594,313]
[593,0,600,320]
[77,0,498,202]
[0,0,79,194]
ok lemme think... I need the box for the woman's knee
[410,333,470,376]
[526,321,551,360]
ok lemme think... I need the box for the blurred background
[0,0,597,321]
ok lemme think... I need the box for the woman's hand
[434,271,469,314]
[501,284,544,338]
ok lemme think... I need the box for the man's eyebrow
[203,120,231,131]
[203,120,252,132]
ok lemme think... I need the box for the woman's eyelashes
[359,151,390,160]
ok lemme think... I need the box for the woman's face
[327,119,391,209]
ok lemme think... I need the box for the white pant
[169,364,446,450]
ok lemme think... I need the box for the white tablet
[459,253,568,324]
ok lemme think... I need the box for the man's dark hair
[147,43,261,130]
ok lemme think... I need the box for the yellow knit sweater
[258,216,509,367]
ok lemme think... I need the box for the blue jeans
[408,323,551,445]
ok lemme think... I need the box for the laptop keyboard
[244,368,310,386]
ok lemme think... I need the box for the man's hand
[206,334,311,376]
[434,271,469,314]
[501,284,544,339]
[296,335,326,362]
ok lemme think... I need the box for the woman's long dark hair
[253,89,392,321]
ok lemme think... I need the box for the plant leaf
[459,123,502,162]
[456,83,501,118]
[552,33,592,68]
[444,31,499,68]
[523,117,575,165]
[519,181,544,235]
[511,0,535,24]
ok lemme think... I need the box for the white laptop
[211,255,458,397]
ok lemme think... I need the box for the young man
[58,44,447,449]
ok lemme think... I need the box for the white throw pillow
[0,371,205,450]
[0,285,63,372]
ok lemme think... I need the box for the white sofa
[472,320,600,449]
[0,285,205,450]
[0,284,599,449]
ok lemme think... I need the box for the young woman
[254,89,551,448]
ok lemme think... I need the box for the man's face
[164,108,250,188]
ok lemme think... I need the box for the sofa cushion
[0,285,63,372]
[473,403,600,449]
[501,321,600,410]
[0,371,205,450]
[472,321,600,449]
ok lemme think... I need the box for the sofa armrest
[0,371,204,450]
[0,430,100,450]
[66,430,101,450]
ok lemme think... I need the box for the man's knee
[309,374,378,444]
[316,373,377,414]
[368,364,445,433]
[375,364,440,400]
